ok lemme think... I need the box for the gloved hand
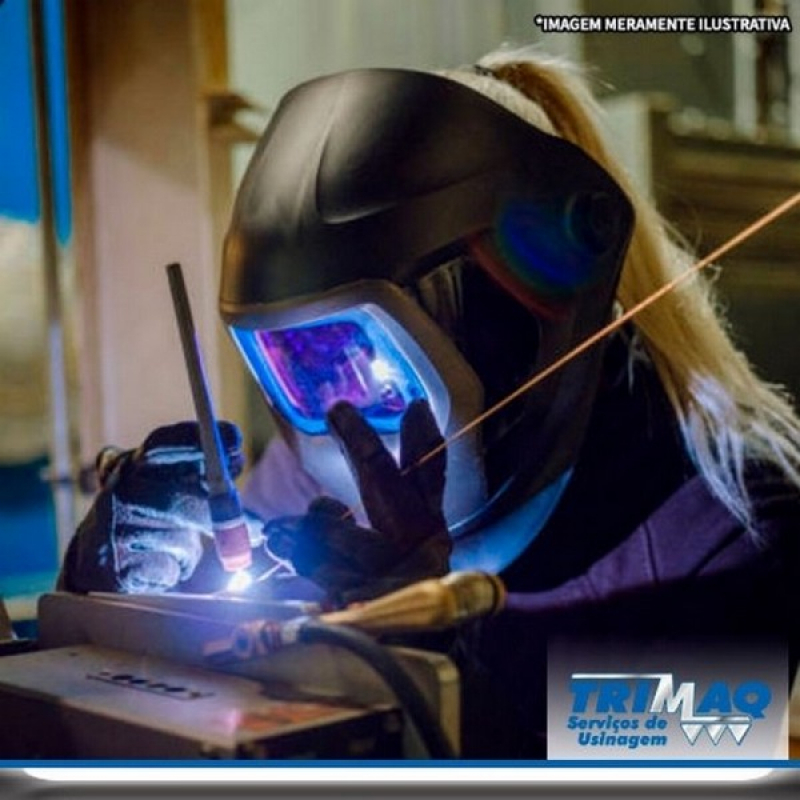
[265,399,451,605]
[58,421,256,594]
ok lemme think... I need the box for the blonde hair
[440,47,800,530]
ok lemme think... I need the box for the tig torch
[204,571,506,663]
[166,262,252,573]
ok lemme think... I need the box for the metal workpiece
[0,644,404,759]
[28,590,460,757]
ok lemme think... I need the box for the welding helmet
[221,68,634,571]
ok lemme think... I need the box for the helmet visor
[231,306,428,436]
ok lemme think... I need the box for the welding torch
[166,262,253,574]
[204,570,505,663]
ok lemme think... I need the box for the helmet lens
[233,307,427,435]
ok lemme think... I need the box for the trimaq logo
[570,673,771,747]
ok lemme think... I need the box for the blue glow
[226,569,253,593]
[494,199,602,301]
[231,307,428,436]
[0,0,71,241]
[450,469,573,573]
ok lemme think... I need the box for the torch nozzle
[207,488,253,572]
[211,515,253,573]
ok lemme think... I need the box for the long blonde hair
[441,48,800,530]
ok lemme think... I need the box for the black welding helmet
[221,68,634,572]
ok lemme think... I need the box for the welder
[59,49,800,757]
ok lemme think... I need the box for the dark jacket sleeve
[502,473,798,632]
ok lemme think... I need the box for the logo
[569,673,771,748]
[548,639,787,760]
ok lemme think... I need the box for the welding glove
[58,421,260,594]
[264,399,451,605]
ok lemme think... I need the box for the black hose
[297,619,456,759]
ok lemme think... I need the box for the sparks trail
[405,190,800,474]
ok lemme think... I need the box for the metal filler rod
[166,262,252,573]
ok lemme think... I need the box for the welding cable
[295,618,456,759]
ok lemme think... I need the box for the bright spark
[227,570,253,593]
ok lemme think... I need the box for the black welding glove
[58,421,260,594]
[265,399,451,605]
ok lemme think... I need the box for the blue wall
[0,0,70,588]
[0,0,71,240]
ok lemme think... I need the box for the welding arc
[407,190,800,473]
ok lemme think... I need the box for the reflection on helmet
[221,68,634,560]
